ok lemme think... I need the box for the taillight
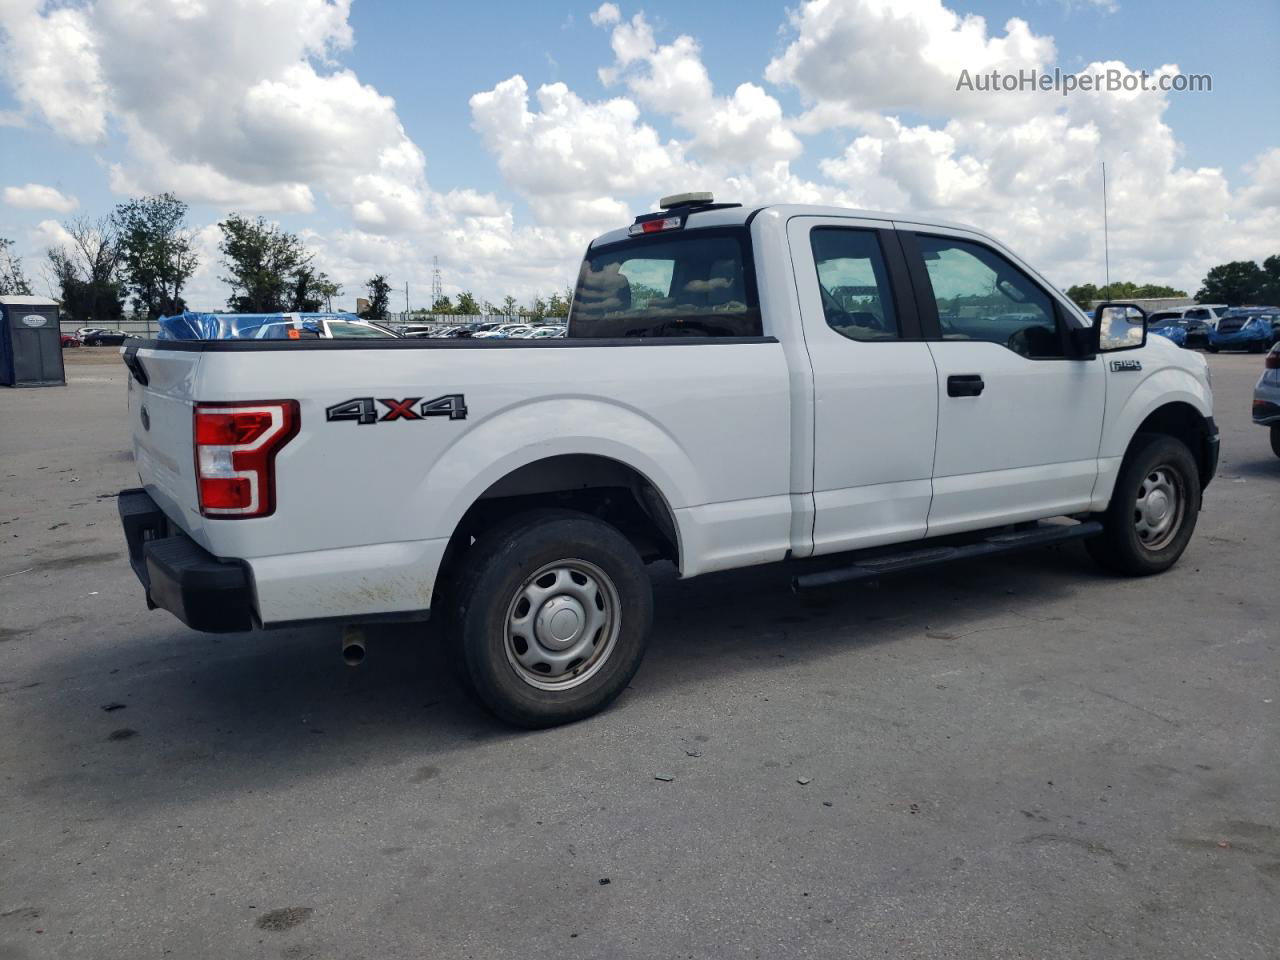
[1266,347,1279,369]
[193,401,299,518]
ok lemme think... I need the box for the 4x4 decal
[326,395,468,424]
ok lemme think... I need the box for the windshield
[568,228,760,338]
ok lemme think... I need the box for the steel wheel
[504,558,620,691]
[1133,466,1185,551]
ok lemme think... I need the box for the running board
[792,520,1104,591]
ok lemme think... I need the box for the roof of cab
[588,202,993,248]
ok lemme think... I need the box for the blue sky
[1,0,1276,309]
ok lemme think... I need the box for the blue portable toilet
[0,296,65,387]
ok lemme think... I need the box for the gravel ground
[0,347,1276,960]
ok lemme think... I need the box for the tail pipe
[342,625,366,667]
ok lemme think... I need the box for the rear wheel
[1086,433,1200,576]
[1206,344,1218,353]
[449,509,653,728]
[1271,425,1280,459]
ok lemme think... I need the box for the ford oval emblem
[140,406,150,431]
[20,314,47,328]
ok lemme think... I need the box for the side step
[792,520,1104,591]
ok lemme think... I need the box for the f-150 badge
[1110,359,1142,372]
[326,395,468,424]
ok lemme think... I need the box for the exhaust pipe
[341,625,366,667]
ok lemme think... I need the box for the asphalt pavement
[0,348,1276,959]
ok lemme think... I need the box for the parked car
[474,323,534,339]
[80,328,128,346]
[1208,310,1275,353]
[529,325,566,339]
[1148,315,1189,347]
[1146,307,1216,349]
[60,333,81,348]
[1254,344,1280,458]
[119,193,1218,728]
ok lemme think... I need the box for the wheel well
[1134,402,1213,487]
[437,455,680,589]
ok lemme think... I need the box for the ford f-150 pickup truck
[118,194,1219,727]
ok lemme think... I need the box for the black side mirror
[1095,302,1148,352]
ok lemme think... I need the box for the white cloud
[766,0,1056,119]
[0,0,108,142]
[4,183,78,213]
[590,2,621,27]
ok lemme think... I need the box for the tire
[448,509,653,728]
[1271,425,1280,460]
[1206,344,1218,353]
[1086,433,1201,576]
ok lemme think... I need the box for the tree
[47,217,125,325]
[431,294,454,314]
[218,214,313,312]
[363,274,391,321]
[0,238,33,296]
[1196,260,1266,306]
[1065,280,1189,310]
[500,295,518,317]
[455,290,480,315]
[1260,254,1280,305]
[112,193,198,319]
[287,267,341,312]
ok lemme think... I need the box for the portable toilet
[0,296,65,387]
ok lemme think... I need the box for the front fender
[1100,366,1212,460]
[416,395,703,545]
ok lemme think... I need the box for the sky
[0,0,1277,313]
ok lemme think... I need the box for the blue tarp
[156,311,361,340]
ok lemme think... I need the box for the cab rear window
[568,229,761,339]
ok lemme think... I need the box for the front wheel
[1206,344,1219,353]
[1271,425,1280,459]
[1086,433,1201,576]
[449,509,653,728]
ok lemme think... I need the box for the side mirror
[1095,302,1147,352]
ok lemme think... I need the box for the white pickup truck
[119,194,1219,727]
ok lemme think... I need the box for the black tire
[1086,433,1201,576]
[1206,344,1218,353]
[448,509,653,728]
[1271,425,1280,460]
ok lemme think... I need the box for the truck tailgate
[125,346,204,543]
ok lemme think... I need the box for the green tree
[431,294,454,314]
[112,193,198,319]
[0,238,33,296]
[529,296,547,319]
[363,274,391,321]
[1065,280,1188,310]
[1259,254,1280,305]
[455,290,481,315]
[500,294,519,317]
[1196,260,1265,306]
[47,217,125,325]
[286,268,341,312]
[218,214,312,312]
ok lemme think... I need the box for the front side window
[809,228,899,342]
[568,230,760,338]
[917,235,1063,358]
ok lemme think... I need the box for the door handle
[947,374,984,397]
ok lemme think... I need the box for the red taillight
[1266,347,1279,369]
[627,216,683,236]
[193,401,299,518]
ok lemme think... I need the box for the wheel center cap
[537,596,585,650]
[1147,491,1169,522]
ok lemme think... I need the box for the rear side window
[568,229,760,338]
[810,228,900,341]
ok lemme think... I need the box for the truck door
[895,226,1105,536]
[786,216,938,555]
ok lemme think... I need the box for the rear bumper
[118,488,255,633]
